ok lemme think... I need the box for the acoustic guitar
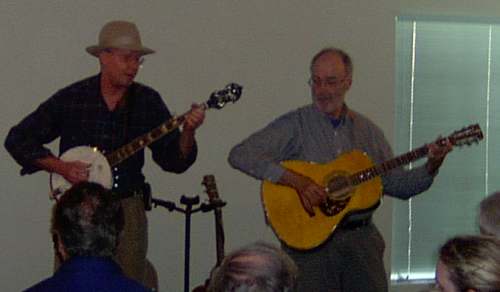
[192,175,226,292]
[261,124,483,250]
[202,175,225,269]
[49,83,242,199]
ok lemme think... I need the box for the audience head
[479,191,500,237]
[208,241,298,292]
[436,235,500,292]
[52,182,124,261]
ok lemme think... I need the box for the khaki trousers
[114,197,149,286]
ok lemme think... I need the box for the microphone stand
[151,195,224,292]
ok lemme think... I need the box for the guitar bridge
[321,197,351,216]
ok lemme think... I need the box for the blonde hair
[439,235,500,291]
[479,191,500,237]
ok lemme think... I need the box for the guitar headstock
[206,83,243,110]
[447,124,484,147]
[202,174,220,202]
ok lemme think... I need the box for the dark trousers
[283,223,387,292]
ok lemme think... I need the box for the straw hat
[86,20,155,57]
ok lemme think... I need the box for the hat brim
[86,45,155,57]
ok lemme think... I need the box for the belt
[339,217,372,230]
[114,183,151,200]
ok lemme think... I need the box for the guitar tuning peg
[225,83,243,102]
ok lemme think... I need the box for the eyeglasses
[308,76,346,88]
[106,49,145,66]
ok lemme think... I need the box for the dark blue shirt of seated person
[24,256,151,292]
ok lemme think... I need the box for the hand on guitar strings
[60,160,91,185]
[183,103,206,132]
[280,170,326,217]
[426,138,453,176]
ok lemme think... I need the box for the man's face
[310,52,351,117]
[100,48,144,88]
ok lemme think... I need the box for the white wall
[2,1,500,291]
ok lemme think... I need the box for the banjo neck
[106,82,243,167]
[50,83,242,200]
[106,104,206,167]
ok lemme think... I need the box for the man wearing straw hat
[5,20,205,289]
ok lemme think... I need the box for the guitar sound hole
[326,174,351,200]
[320,197,351,216]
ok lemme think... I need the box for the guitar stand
[151,195,226,292]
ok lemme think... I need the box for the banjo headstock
[206,83,243,110]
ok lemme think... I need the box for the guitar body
[261,124,484,250]
[50,146,113,199]
[261,150,382,250]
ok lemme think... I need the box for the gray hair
[439,235,500,291]
[208,241,298,292]
[479,191,500,237]
[310,47,353,78]
[52,182,124,258]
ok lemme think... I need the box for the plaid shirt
[5,74,197,192]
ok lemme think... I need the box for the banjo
[50,83,243,199]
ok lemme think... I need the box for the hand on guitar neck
[179,103,206,159]
[426,139,453,176]
[279,170,327,217]
[182,103,206,132]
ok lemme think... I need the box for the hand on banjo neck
[47,83,243,200]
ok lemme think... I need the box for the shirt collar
[328,104,354,128]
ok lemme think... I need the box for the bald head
[310,47,353,78]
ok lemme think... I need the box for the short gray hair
[52,182,124,258]
[208,241,298,292]
[439,235,500,291]
[479,191,500,237]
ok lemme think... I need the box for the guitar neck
[106,103,208,167]
[213,208,225,267]
[348,134,463,185]
[349,144,429,185]
[202,174,227,269]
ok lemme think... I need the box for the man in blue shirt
[229,47,452,291]
[25,182,151,292]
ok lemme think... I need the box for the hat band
[101,35,144,50]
